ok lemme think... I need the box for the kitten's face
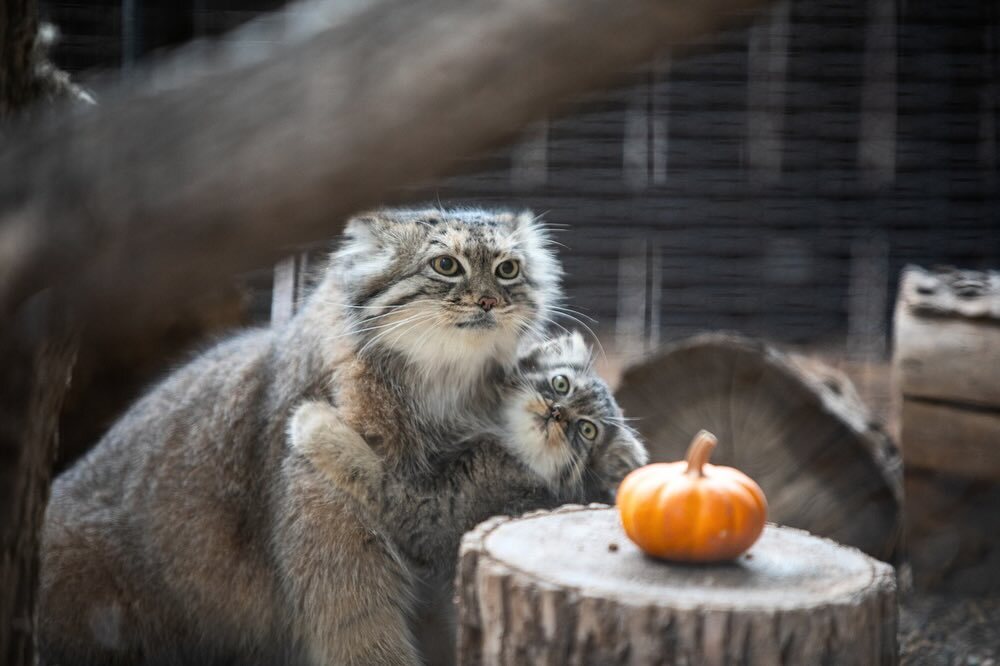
[332,208,561,375]
[503,333,647,493]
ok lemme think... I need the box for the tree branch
[0,0,770,330]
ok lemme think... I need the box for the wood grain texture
[457,505,898,665]
[614,333,902,561]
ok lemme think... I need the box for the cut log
[893,266,1000,409]
[456,505,898,666]
[614,333,902,562]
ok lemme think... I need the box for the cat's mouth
[454,312,498,329]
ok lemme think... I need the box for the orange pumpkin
[617,430,767,562]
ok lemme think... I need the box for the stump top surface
[483,507,893,610]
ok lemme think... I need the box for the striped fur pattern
[503,332,647,492]
[38,206,574,666]
[314,207,561,426]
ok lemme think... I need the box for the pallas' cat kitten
[40,208,574,666]
[292,331,646,514]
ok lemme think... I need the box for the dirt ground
[900,593,1000,664]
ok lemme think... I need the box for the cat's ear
[331,213,399,281]
[342,213,393,249]
[513,210,551,250]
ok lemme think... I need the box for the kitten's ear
[561,331,591,367]
[517,331,591,369]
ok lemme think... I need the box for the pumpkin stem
[684,430,718,477]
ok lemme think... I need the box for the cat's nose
[549,404,563,422]
[477,296,498,312]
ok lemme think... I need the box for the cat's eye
[431,255,462,276]
[495,259,520,280]
[551,375,570,394]
[578,420,598,440]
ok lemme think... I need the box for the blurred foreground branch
[0,0,770,330]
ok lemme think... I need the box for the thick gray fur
[39,208,645,666]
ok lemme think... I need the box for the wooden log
[614,333,902,562]
[893,266,1000,592]
[904,468,1000,594]
[893,266,1000,409]
[899,399,1000,481]
[456,505,898,665]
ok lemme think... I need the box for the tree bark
[0,299,76,666]
[0,0,774,335]
[0,0,38,120]
[457,505,898,665]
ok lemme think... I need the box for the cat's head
[326,208,562,377]
[503,332,648,496]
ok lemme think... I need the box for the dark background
[39,0,999,351]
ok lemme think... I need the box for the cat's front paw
[289,401,346,452]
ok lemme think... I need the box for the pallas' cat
[39,208,642,665]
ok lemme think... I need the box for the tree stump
[614,333,902,562]
[457,506,897,666]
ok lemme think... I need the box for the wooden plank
[900,399,1000,481]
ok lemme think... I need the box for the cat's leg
[38,512,143,666]
[278,453,421,666]
[288,400,383,507]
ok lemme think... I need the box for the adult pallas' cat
[39,208,643,665]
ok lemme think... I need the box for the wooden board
[457,505,898,665]
[614,333,902,562]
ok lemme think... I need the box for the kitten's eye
[431,255,462,276]
[578,420,599,441]
[495,259,520,280]
[551,375,570,394]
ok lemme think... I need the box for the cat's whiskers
[408,314,446,364]
[356,312,439,358]
[323,310,435,343]
[544,309,606,363]
[548,303,598,324]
